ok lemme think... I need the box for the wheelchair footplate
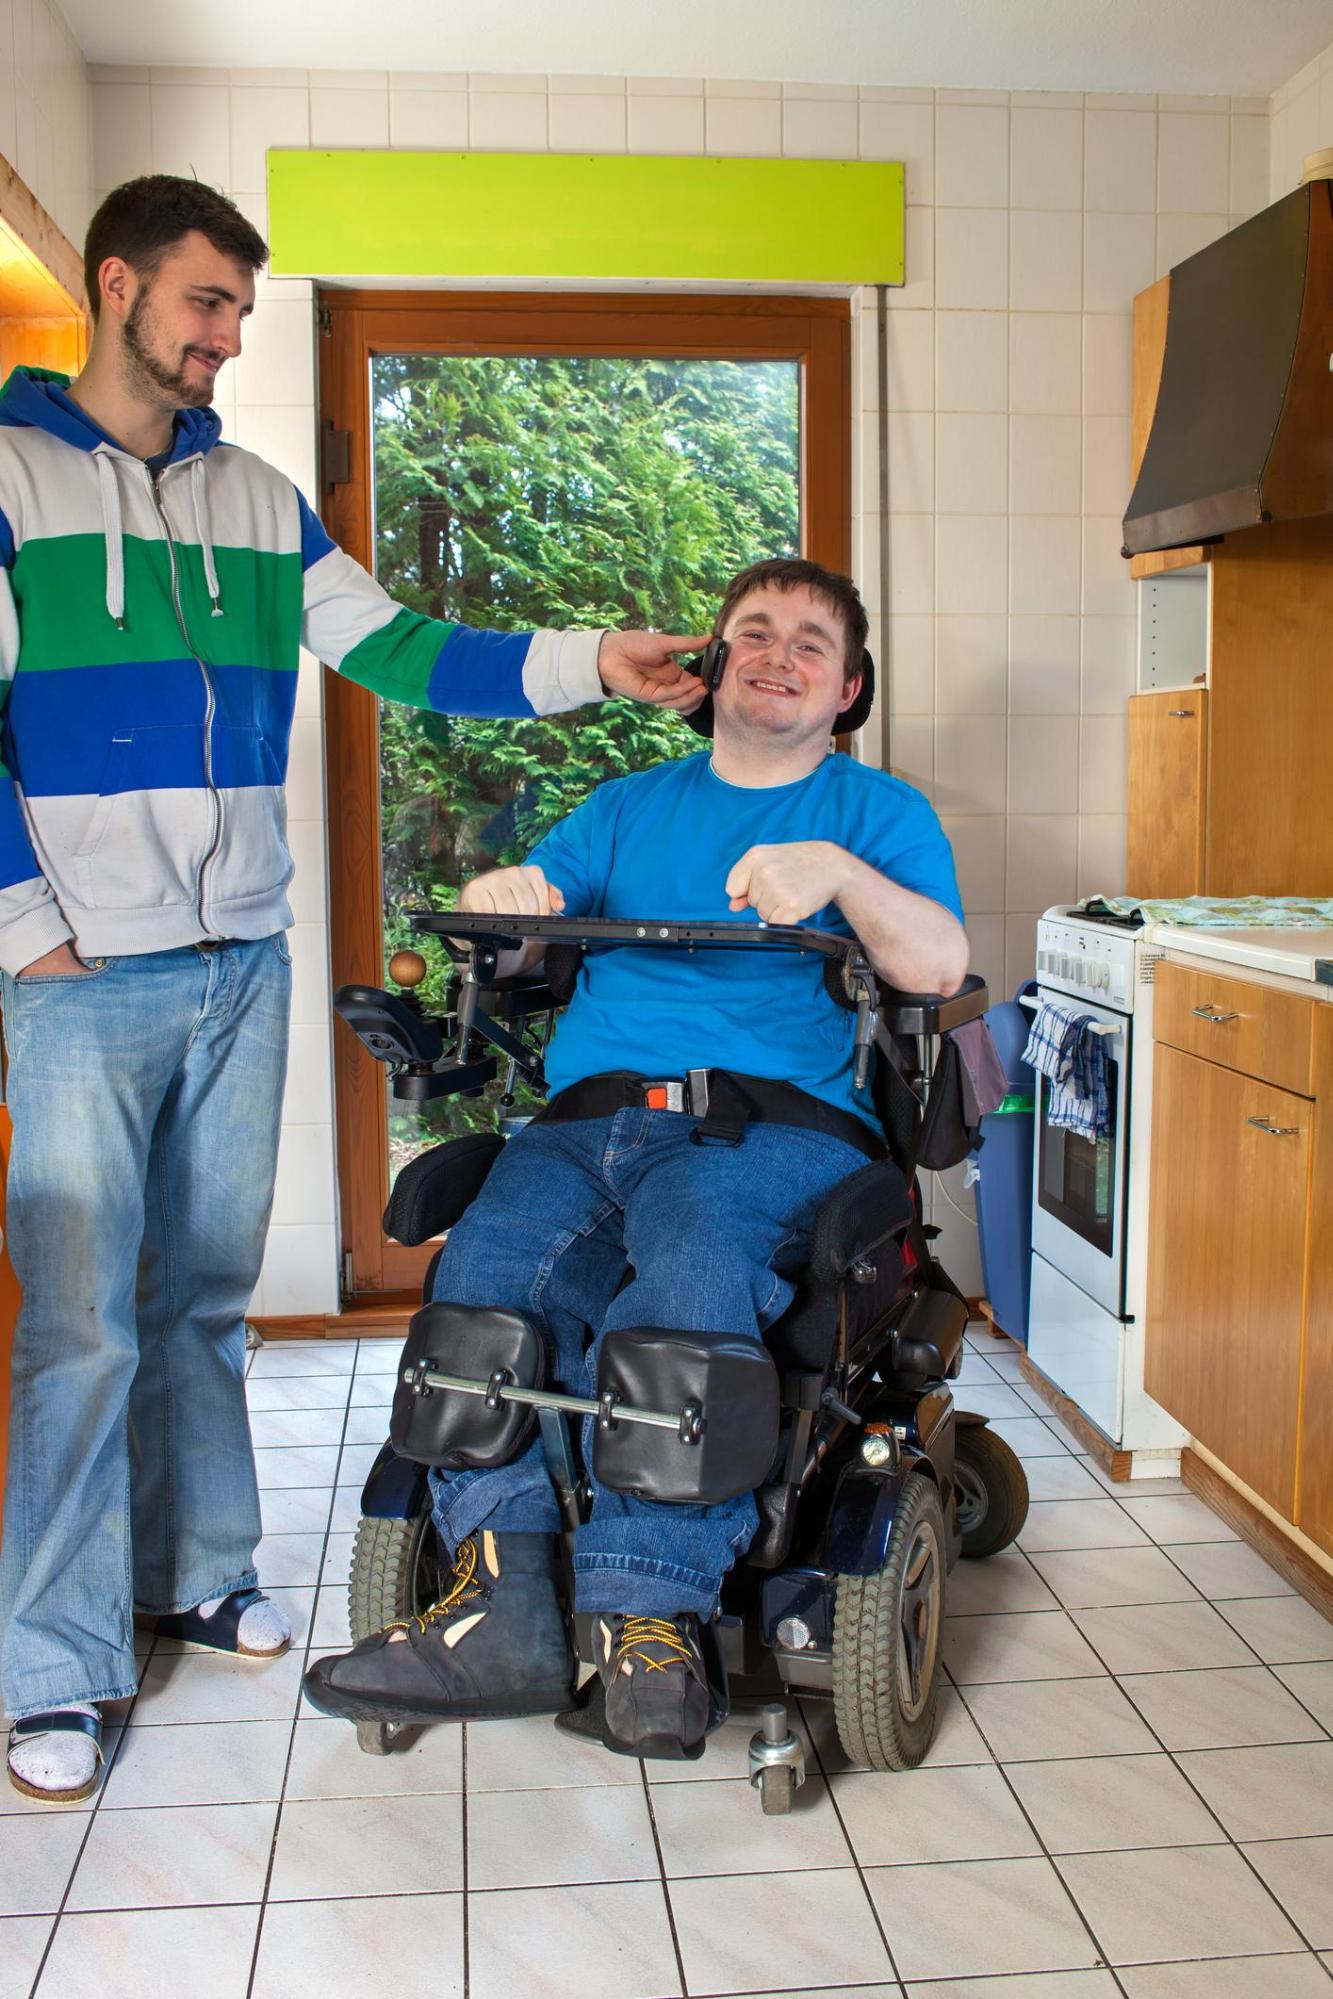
[553,1616,731,1765]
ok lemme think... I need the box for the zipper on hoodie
[148,461,224,938]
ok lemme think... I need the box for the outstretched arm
[297,493,706,718]
[725,841,970,996]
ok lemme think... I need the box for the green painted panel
[268,151,904,284]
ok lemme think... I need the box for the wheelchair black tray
[412,912,986,1034]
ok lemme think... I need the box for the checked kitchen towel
[1022,998,1109,1142]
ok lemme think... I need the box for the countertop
[1149,921,1333,990]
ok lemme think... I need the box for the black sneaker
[594,1612,711,1760]
[303,1530,573,1724]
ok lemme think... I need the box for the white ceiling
[68,0,1332,99]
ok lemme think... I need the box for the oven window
[1037,1052,1119,1257]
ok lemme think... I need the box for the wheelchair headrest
[684,648,876,740]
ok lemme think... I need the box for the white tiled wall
[0,0,91,252]
[1269,37,1333,198]
[88,66,1271,1306]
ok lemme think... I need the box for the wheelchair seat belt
[534,1070,886,1162]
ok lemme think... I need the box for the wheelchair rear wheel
[953,1424,1030,1559]
[831,1472,945,1771]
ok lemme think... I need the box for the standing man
[0,174,704,1802]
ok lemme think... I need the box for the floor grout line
[940,1654,1130,1995]
[637,1758,691,1997]
[24,1630,158,1996]
[241,1356,354,1999]
[1009,1532,1333,1970]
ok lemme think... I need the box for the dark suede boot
[593,1612,712,1760]
[303,1530,573,1724]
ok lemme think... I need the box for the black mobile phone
[686,635,729,691]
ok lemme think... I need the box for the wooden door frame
[318,288,852,1300]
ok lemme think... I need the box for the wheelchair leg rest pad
[390,1302,545,1468]
[591,1327,780,1505]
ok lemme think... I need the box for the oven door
[1029,988,1131,1318]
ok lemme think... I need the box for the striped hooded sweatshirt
[0,367,605,975]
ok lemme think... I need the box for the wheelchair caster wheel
[757,1764,795,1815]
[953,1423,1030,1559]
[748,1701,805,1815]
[356,1718,412,1756]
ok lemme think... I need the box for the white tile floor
[4,1326,1333,1999]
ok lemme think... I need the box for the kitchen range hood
[1123,179,1333,556]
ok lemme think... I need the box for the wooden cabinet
[1298,1006,1333,1556]
[1153,962,1314,1095]
[1146,963,1332,1553]
[1145,1043,1309,1514]
[1126,691,1206,900]
[1126,515,1333,899]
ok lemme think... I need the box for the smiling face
[712,581,862,750]
[104,229,256,410]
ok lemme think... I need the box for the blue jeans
[427,1109,866,1618]
[0,939,290,1719]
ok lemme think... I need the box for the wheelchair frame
[335,912,1029,1804]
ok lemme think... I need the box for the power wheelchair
[331,911,1029,1811]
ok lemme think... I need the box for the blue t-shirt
[526,751,964,1131]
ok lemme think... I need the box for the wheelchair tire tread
[348,1511,436,1643]
[831,1472,945,1773]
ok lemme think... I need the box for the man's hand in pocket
[19,943,86,978]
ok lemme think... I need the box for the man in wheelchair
[305,557,969,1762]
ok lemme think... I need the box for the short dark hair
[715,558,868,682]
[83,176,269,319]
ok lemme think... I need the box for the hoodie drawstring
[190,457,224,618]
[95,450,126,631]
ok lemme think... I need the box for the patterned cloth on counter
[1081,895,1333,929]
[1022,999,1110,1142]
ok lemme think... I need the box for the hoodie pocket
[204,724,294,910]
[76,725,211,911]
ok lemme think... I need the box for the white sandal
[7,1707,104,1803]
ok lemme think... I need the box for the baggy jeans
[0,939,290,1720]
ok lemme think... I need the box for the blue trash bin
[972,979,1037,1345]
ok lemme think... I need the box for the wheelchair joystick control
[389,949,427,991]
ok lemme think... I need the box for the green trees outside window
[370,350,800,1165]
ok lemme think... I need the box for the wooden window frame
[318,289,852,1301]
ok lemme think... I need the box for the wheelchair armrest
[876,972,988,1037]
[381,1133,505,1245]
[808,1159,915,1285]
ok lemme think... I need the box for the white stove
[1024,906,1185,1468]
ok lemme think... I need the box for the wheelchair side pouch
[592,1327,780,1505]
[390,1302,545,1469]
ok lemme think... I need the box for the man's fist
[598,630,711,711]
[457,864,565,918]
[725,842,853,927]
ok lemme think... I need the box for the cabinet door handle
[1192,1004,1239,1023]
[1167,708,1195,717]
[1247,1116,1299,1137]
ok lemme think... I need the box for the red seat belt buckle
[644,1085,670,1110]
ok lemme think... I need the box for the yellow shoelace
[385,1535,484,1636]
[615,1615,694,1674]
